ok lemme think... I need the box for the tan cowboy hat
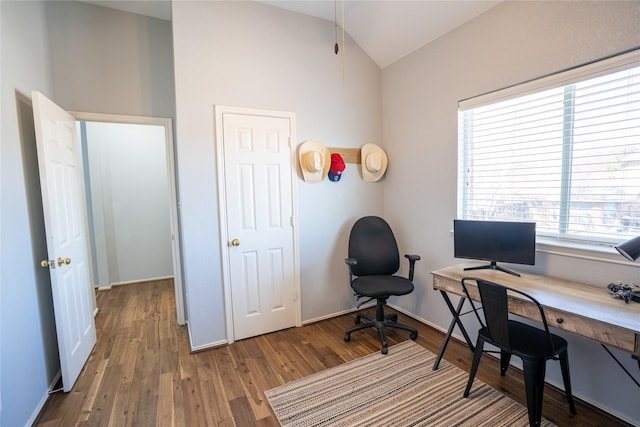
[361,143,388,182]
[299,140,331,183]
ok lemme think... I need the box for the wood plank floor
[35,279,630,426]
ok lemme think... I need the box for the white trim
[69,112,186,326]
[186,320,229,352]
[109,276,175,287]
[214,105,300,344]
[446,228,640,270]
[460,47,640,110]
[28,372,63,425]
[27,394,49,426]
[536,238,640,266]
[301,302,376,325]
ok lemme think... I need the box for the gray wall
[1,2,59,426]
[0,2,175,425]
[382,1,640,424]
[84,122,173,286]
[172,1,385,348]
[4,0,640,425]
[45,1,176,118]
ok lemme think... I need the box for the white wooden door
[33,91,97,392]
[221,111,298,340]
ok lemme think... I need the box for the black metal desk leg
[601,345,640,388]
[433,290,475,370]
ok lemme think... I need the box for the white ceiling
[80,0,502,68]
[81,0,172,21]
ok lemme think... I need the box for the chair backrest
[476,279,511,347]
[349,216,400,277]
[461,277,554,351]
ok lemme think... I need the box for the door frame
[214,105,301,343]
[70,111,186,325]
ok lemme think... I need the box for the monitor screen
[454,219,536,273]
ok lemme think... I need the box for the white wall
[84,122,173,286]
[382,1,640,424]
[45,1,175,118]
[1,2,176,425]
[4,0,638,424]
[1,2,60,426]
[172,1,384,348]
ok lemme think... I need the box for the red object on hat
[328,153,346,181]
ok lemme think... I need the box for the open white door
[33,91,97,392]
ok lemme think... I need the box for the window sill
[536,238,640,267]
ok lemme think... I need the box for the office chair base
[345,311,418,354]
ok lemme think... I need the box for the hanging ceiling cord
[334,0,345,86]
[334,0,339,54]
[341,0,345,86]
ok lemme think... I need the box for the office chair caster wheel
[354,315,362,324]
[410,331,418,340]
[344,333,351,342]
[381,347,388,355]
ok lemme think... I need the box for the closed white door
[221,111,298,340]
[32,91,97,391]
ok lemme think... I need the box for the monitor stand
[463,261,521,277]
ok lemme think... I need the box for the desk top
[432,263,640,354]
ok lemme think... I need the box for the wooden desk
[431,263,640,372]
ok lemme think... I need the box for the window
[458,49,640,246]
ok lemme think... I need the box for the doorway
[72,112,185,324]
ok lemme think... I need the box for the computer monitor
[453,219,536,277]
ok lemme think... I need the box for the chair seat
[478,321,568,360]
[509,320,567,359]
[351,275,414,298]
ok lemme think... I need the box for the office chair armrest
[404,254,421,281]
[345,258,358,283]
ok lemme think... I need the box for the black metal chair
[343,216,420,354]
[461,277,576,427]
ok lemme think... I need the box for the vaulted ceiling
[79,0,502,68]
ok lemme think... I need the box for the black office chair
[343,216,420,354]
[461,277,576,427]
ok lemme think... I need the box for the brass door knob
[231,239,240,247]
[57,257,71,267]
[41,259,50,268]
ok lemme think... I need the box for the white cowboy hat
[361,143,388,182]
[299,140,331,183]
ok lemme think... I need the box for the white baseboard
[186,321,228,353]
[28,369,60,427]
[27,390,49,427]
[110,276,174,287]
[302,303,376,325]
[387,303,449,335]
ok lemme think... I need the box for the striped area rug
[265,340,555,427]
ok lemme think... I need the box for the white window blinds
[458,49,640,245]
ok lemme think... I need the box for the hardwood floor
[35,279,630,426]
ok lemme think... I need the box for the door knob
[41,259,51,268]
[57,257,71,267]
[231,239,240,247]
